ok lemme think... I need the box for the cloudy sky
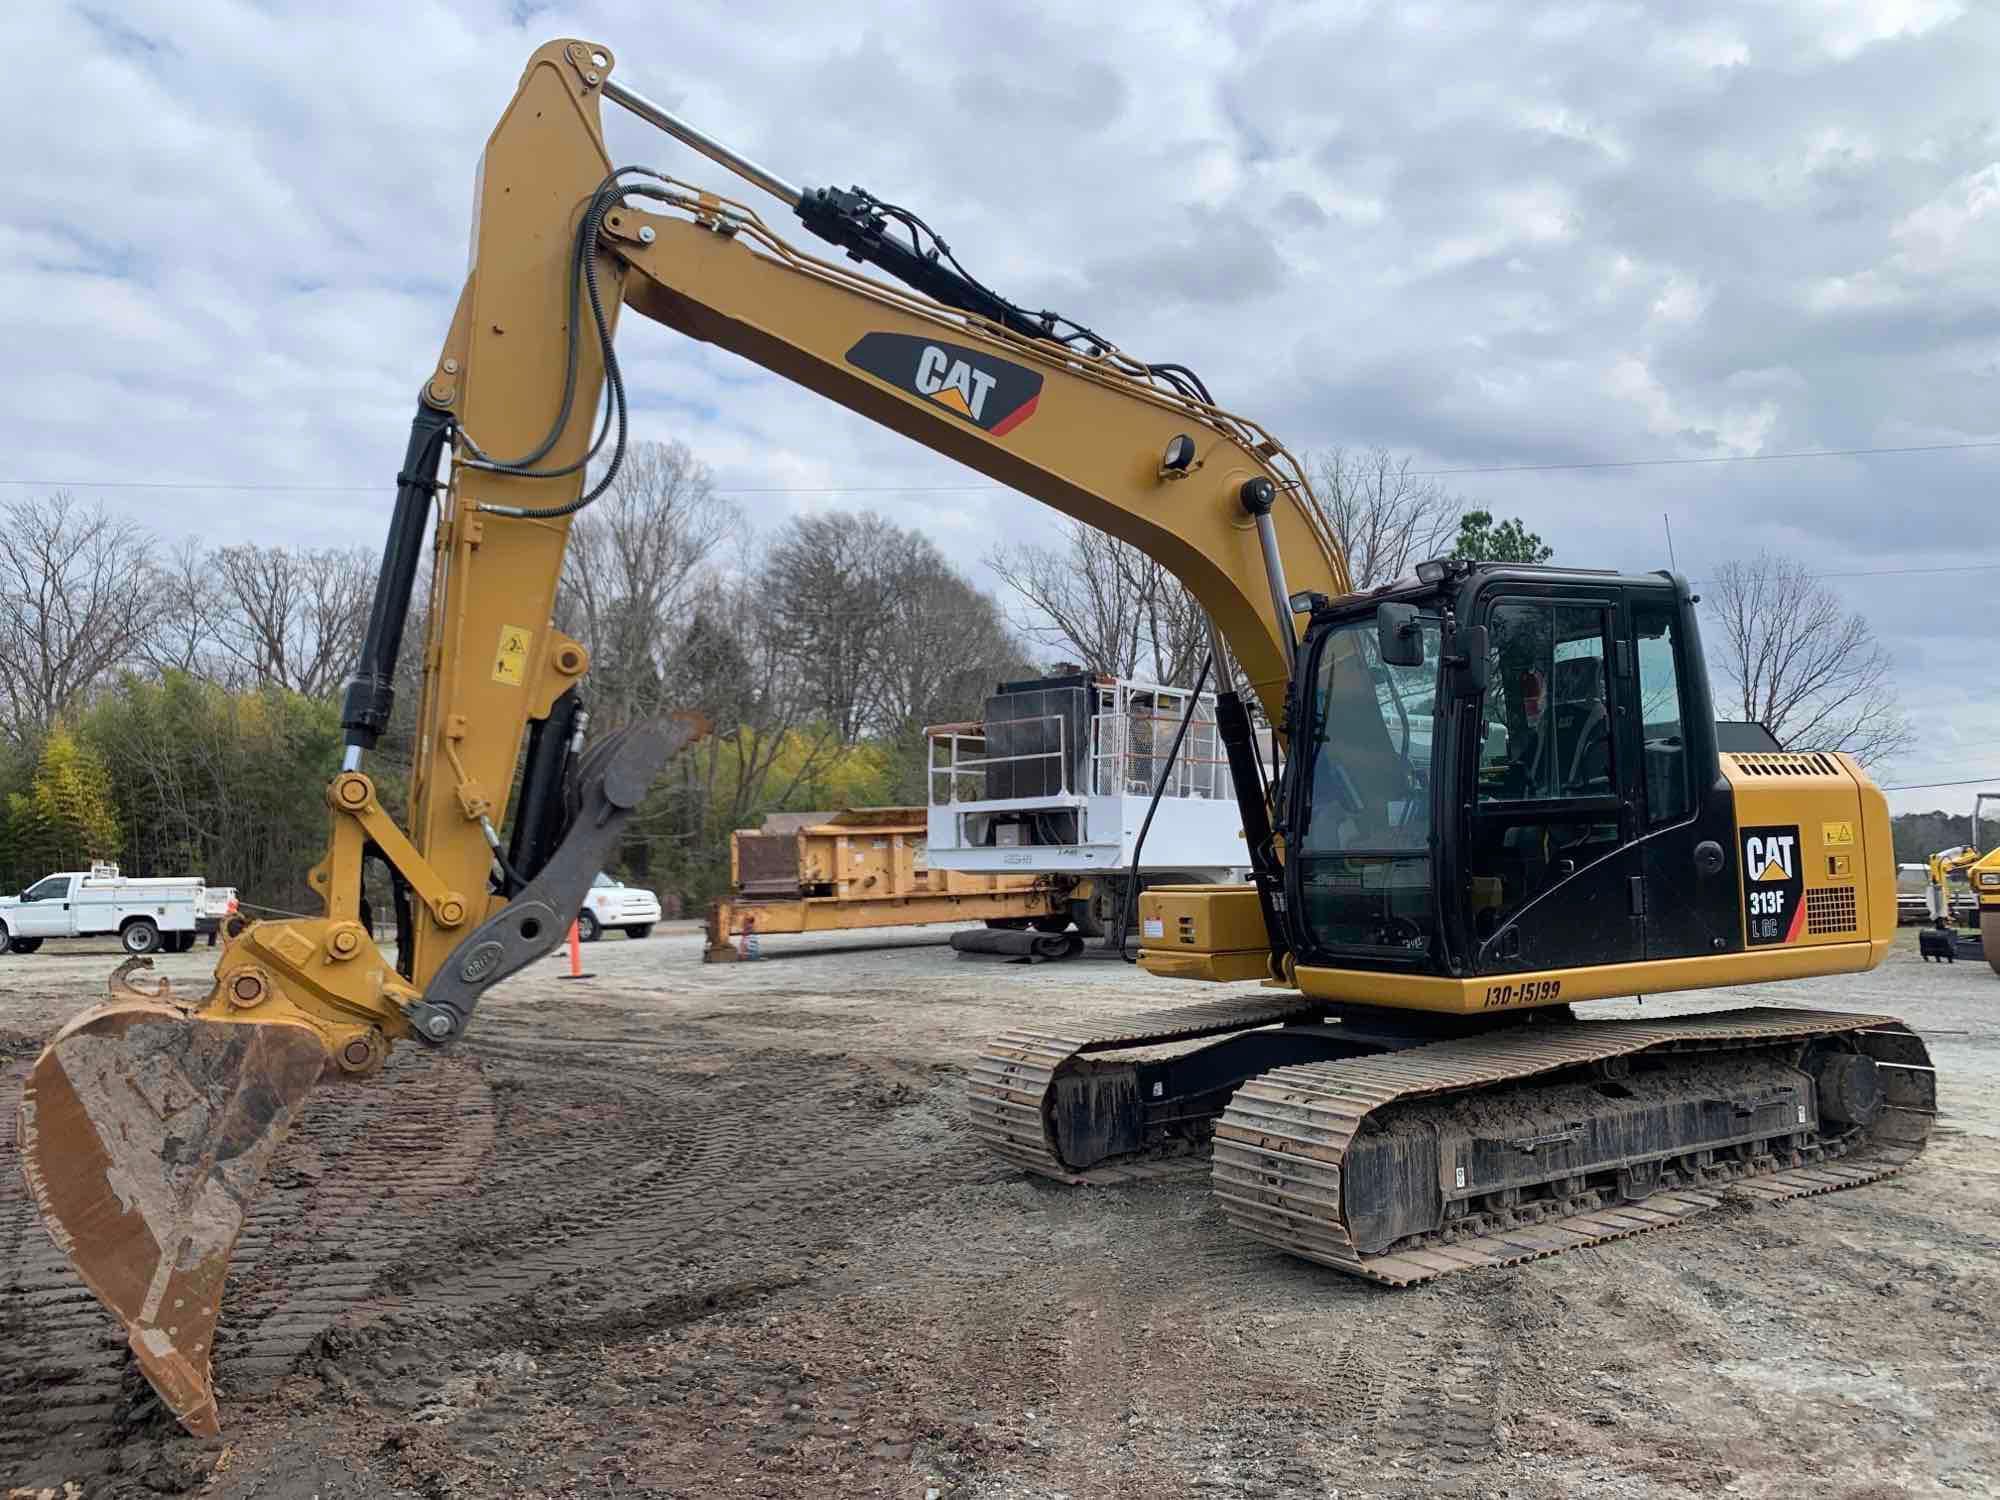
[5,0,1997,813]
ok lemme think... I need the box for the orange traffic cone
[559,918,594,981]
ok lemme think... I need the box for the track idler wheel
[1811,1050,1884,1128]
[16,969,328,1437]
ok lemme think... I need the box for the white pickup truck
[0,864,239,956]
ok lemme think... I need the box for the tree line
[0,446,1029,910]
[0,438,1917,914]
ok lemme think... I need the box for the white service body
[0,864,207,952]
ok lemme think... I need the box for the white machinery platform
[926,672,1263,890]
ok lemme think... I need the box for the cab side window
[24,876,68,901]
[1475,603,1615,803]
[1633,602,1691,825]
[1465,601,1619,941]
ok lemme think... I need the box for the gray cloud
[3,0,1996,802]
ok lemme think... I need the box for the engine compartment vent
[1728,751,1839,778]
[1806,885,1858,934]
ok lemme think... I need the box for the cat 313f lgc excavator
[18,40,1936,1438]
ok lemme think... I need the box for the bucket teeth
[17,997,328,1437]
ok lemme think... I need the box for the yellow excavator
[1917,791,2000,971]
[1980,840,2000,971]
[17,40,1935,1437]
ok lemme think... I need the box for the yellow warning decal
[494,624,532,685]
[1821,820,1856,848]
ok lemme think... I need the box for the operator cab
[1283,561,1738,980]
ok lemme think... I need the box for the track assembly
[974,1004,1935,1282]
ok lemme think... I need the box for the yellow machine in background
[16,38,1935,1434]
[1976,837,2000,972]
[1918,791,2000,972]
[703,807,1068,959]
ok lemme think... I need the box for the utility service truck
[0,864,238,956]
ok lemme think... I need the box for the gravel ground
[3,922,1996,1499]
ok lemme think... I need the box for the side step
[1211,1007,1935,1286]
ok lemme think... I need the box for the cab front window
[1294,613,1441,956]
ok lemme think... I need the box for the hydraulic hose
[1115,654,1214,962]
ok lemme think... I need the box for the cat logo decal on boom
[1741,825,1805,946]
[845,333,1043,436]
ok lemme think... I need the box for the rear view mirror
[1377,603,1424,667]
[1453,624,1490,696]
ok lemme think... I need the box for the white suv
[577,871,662,941]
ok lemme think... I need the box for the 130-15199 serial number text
[1481,978,1564,1008]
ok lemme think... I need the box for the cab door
[12,875,75,938]
[1625,588,1740,959]
[1459,592,1647,974]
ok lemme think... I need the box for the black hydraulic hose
[1115,654,1214,962]
[507,688,585,888]
[1216,685,1291,977]
[341,403,453,751]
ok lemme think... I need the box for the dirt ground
[3,922,1996,1499]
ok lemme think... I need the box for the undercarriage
[969,1001,1935,1282]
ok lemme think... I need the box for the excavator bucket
[16,966,328,1438]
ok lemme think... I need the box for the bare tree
[210,543,376,697]
[987,519,1206,685]
[1705,552,1914,766]
[559,440,735,728]
[986,449,1464,686]
[1306,447,1464,589]
[642,570,847,887]
[0,492,163,744]
[144,536,226,677]
[760,511,906,740]
[868,544,1032,738]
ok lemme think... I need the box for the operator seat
[1551,656,1610,794]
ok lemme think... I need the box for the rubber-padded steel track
[1211,1006,1935,1285]
[966,995,1324,1181]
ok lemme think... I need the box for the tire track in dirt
[7,1005,977,1492]
[292,1033,1001,1496]
[2,1053,139,1489]
[1,1046,494,1491]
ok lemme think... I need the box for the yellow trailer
[704,808,1071,961]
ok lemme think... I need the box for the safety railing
[927,713,1071,806]
[1087,680,1231,799]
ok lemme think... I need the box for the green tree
[1449,509,1554,564]
[79,674,343,911]
[8,728,122,875]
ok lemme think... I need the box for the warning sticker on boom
[1742,824,1805,946]
[493,624,532,686]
